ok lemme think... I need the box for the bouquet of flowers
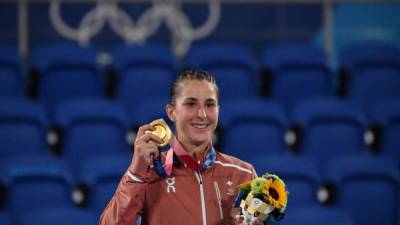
[234,173,288,225]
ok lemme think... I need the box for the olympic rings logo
[49,0,221,57]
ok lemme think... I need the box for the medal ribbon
[153,138,216,177]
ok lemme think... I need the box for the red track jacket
[99,151,256,225]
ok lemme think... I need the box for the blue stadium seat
[0,45,24,97]
[111,44,178,117]
[340,42,400,75]
[30,43,104,113]
[279,206,354,225]
[78,154,131,212]
[4,160,74,222]
[0,211,10,225]
[340,42,400,109]
[292,98,368,162]
[53,98,130,172]
[0,99,49,160]
[20,207,98,225]
[325,155,399,225]
[370,100,400,159]
[250,154,320,207]
[262,44,334,109]
[111,43,178,75]
[219,99,289,159]
[186,42,259,102]
[131,97,171,127]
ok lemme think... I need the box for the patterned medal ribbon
[153,137,216,177]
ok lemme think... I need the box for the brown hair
[169,69,219,105]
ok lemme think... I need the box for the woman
[99,70,257,225]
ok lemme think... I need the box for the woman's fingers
[251,218,264,225]
[135,125,164,146]
[234,215,244,225]
[133,123,165,164]
[136,124,154,138]
[139,143,160,163]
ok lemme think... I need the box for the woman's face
[167,80,219,147]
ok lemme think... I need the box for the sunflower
[262,176,288,211]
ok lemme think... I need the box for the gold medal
[145,118,172,147]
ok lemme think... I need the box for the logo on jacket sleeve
[166,177,176,193]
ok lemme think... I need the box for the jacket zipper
[213,181,224,220]
[195,172,207,225]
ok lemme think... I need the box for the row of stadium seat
[0,207,99,225]
[219,97,400,164]
[0,155,130,216]
[1,97,399,168]
[0,154,398,225]
[0,206,372,225]
[1,41,399,115]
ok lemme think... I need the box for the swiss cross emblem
[225,178,235,196]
